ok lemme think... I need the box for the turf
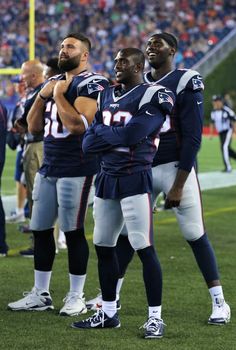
[0,136,236,349]
[198,136,236,173]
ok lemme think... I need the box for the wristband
[39,93,47,100]
[80,114,89,130]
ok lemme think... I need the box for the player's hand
[164,187,183,209]
[14,120,26,134]
[94,123,105,135]
[53,79,72,97]
[40,80,57,99]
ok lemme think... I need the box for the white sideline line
[198,169,236,190]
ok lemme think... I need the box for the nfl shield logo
[88,82,104,94]
[158,91,174,106]
[192,78,204,90]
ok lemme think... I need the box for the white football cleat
[57,241,67,250]
[59,292,87,316]
[208,299,231,325]
[86,292,102,311]
[8,287,54,311]
[6,212,26,224]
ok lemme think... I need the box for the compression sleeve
[178,90,203,172]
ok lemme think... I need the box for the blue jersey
[18,84,44,143]
[82,83,175,199]
[0,102,7,175]
[144,69,204,172]
[39,71,109,178]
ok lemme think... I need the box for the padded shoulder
[176,69,204,95]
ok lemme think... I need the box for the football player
[145,32,230,325]
[8,33,109,316]
[87,32,231,326]
[71,48,175,339]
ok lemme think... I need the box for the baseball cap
[212,95,222,101]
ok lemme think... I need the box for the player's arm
[27,80,56,134]
[53,79,97,135]
[164,169,190,209]
[82,112,113,154]
[164,89,203,209]
[94,106,165,146]
[178,90,203,170]
[14,119,27,134]
[94,86,175,145]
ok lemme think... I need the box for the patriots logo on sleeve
[158,91,174,106]
[87,81,105,95]
[192,77,204,90]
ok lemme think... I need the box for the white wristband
[80,114,89,130]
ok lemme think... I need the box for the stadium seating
[0,0,236,76]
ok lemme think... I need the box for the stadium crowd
[1,0,236,75]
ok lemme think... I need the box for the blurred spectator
[0,44,18,68]
[0,0,236,76]
[0,1,29,68]
[0,80,19,115]
[0,101,8,257]
[224,92,234,109]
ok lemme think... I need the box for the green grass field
[0,136,236,350]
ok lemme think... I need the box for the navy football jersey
[82,83,175,199]
[144,69,204,172]
[18,83,44,143]
[39,71,109,177]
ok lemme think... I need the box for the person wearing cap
[210,95,236,172]
[87,32,231,327]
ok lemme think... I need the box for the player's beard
[58,53,81,72]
